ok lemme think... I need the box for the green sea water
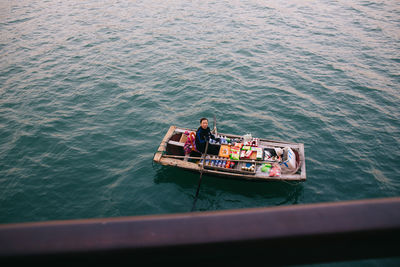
[2,1,400,264]
[1,0,399,235]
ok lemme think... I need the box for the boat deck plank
[154,125,176,163]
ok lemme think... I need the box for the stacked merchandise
[207,134,283,177]
[257,163,281,177]
[203,155,236,169]
[240,135,281,177]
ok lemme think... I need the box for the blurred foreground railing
[1,197,399,265]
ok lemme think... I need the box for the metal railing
[1,197,399,265]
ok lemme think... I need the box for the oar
[191,140,209,212]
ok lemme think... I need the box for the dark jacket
[195,127,216,153]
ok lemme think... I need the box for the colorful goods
[218,145,231,158]
[252,147,263,160]
[269,165,281,177]
[261,163,272,173]
[242,163,255,172]
[183,130,196,154]
[234,142,243,149]
[240,149,253,159]
[230,147,240,160]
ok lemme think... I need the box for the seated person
[195,117,220,155]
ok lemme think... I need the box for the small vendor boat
[153,126,306,182]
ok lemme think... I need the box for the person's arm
[208,128,220,142]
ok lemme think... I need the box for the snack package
[234,143,243,149]
[218,145,231,158]
[230,147,240,160]
[240,150,253,159]
[252,147,263,160]
[245,150,253,158]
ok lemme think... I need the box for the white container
[243,133,252,143]
[280,147,297,171]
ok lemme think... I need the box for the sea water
[2,1,399,264]
[1,0,399,237]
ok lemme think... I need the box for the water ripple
[0,0,399,226]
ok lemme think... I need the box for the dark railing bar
[0,197,399,265]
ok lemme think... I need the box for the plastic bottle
[218,159,222,167]
[226,160,231,168]
[205,155,210,165]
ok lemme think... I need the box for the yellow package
[219,145,231,158]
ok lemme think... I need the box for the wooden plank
[160,156,304,181]
[204,165,256,175]
[167,140,184,147]
[153,126,176,162]
[259,141,301,149]
[204,168,304,181]
[159,157,200,171]
[157,156,304,181]
[163,155,282,165]
[174,128,195,134]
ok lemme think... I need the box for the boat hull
[154,126,306,182]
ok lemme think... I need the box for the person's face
[201,119,208,129]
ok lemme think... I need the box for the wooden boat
[153,126,306,182]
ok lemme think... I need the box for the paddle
[191,140,209,212]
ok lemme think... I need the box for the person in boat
[195,117,220,154]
